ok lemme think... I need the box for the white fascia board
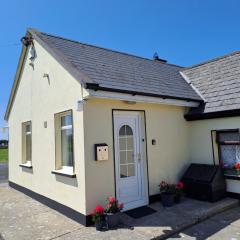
[84,89,200,107]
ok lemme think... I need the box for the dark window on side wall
[217,129,240,175]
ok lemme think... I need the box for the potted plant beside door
[174,181,184,203]
[105,197,124,229]
[159,181,176,207]
[91,205,105,231]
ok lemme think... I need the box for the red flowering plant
[175,181,184,196]
[105,197,124,214]
[235,162,240,175]
[235,162,240,170]
[91,205,105,223]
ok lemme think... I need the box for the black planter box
[181,164,226,202]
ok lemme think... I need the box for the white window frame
[53,110,75,176]
[21,121,32,167]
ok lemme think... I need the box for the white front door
[113,111,147,210]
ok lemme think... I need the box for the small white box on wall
[94,143,108,161]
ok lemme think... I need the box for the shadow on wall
[54,175,78,187]
[21,167,33,174]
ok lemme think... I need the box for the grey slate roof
[182,51,240,115]
[32,30,201,102]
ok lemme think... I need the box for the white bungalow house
[5,28,240,225]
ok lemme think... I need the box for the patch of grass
[0,148,8,163]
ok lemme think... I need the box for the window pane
[219,132,239,142]
[127,137,133,150]
[26,133,31,161]
[61,114,72,127]
[120,165,127,178]
[127,150,134,163]
[119,126,125,136]
[61,128,73,167]
[120,151,126,164]
[119,138,126,150]
[128,164,135,177]
[126,125,133,136]
[220,145,240,168]
[26,124,31,133]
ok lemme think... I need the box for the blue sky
[1,0,240,129]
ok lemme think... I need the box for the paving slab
[0,163,8,184]
[1,211,82,240]
[169,207,240,240]
[0,186,239,240]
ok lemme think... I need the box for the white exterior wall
[8,40,87,214]
[189,117,240,194]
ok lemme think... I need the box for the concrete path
[0,163,8,184]
[0,185,239,240]
[169,206,240,240]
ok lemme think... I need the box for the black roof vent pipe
[153,52,167,63]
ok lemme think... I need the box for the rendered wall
[83,98,191,214]
[8,40,87,214]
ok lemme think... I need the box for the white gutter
[84,89,200,108]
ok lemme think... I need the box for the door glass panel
[126,125,133,136]
[127,137,133,150]
[128,164,135,177]
[127,151,134,163]
[120,151,127,164]
[120,165,128,178]
[119,138,126,150]
[119,126,126,136]
[119,125,135,178]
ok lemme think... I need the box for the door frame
[112,109,149,210]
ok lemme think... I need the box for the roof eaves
[185,108,240,121]
[85,83,203,103]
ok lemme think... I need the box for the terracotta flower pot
[161,193,174,207]
[106,212,121,228]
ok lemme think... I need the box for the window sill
[51,169,76,178]
[19,163,33,169]
[225,174,240,180]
